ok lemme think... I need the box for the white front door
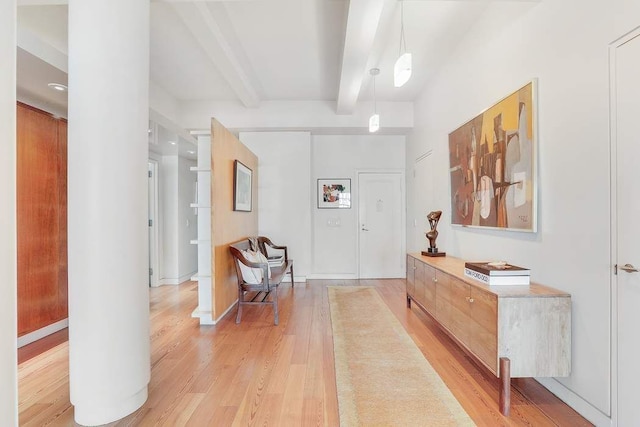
[613,30,640,426]
[358,172,405,278]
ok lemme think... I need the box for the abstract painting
[448,81,537,232]
[318,179,351,209]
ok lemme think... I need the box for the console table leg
[406,294,411,308]
[499,357,511,416]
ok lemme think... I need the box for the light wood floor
[18,279,592,426]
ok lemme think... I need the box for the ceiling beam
[336,0,389,115]
[171,2,260,108]
[17,26,67,73]
[17,0,272,4]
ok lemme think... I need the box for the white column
[68,1,150,425]
[0,1,17,426]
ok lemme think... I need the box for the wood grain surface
[17,102,68,337]
[211,118,259,321]
[18,279,590,426]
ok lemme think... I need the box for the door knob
[620,263,639,273]
[361,226,369,231]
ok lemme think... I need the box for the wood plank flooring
[18,279,592,426]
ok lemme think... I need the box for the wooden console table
[406,253,571,416]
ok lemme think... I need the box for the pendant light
[394,1,412,88]
[369,68,380,133]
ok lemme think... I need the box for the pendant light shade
[369,68,380,133]
[394,52,412,88]
[369,113,380,133]
[394,1,411,88]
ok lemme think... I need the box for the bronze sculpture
[422,210,446,257]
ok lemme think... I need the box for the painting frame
[233,160,252,212]
[317,178,351,209]
[448,80,538,232]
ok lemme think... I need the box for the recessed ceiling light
[47,83,68,92]
[187,150,195,154]
[169,141,177,145]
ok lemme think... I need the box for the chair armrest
[260,237,288,261]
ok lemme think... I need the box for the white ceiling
[14,0,537,140]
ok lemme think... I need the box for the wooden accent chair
[229,237,294,325]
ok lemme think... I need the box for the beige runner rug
[328,286,475,426]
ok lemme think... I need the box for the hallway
[18,280,590,426]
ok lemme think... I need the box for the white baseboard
[17,318,68,348]
[306,273,358,280]
[284,274,306,283]
[536,378,612,427]
[191,307,214,325]
[192,299,238,326]
[161,271,198,286]
[214,300,238,324]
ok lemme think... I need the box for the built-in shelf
[193,135,212,326]
[190,239,211,244]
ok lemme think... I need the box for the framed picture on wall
[318,179,351,209]
[234,160,252,212]
[448,80,537,232]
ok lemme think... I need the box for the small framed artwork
[318,179,351,209]
[233,160,252,212]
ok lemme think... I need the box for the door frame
[148,159,160,287]
[609,25,640,426]
[356,169,406,279]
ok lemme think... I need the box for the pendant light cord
[399,1,407,56]
[373,72,377,114]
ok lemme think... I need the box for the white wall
[406,1,640,424]
[312,135,405,277]
[161,155,179,281]
[240,131,312,280]
[0,1,17,424]
[178,156,197,279]
[160,155,197,285]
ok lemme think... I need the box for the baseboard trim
[161,271,198,286]
[191,307,214,325]
[306,274,358,280]
[536,378,611,427]
[18,318,68,348]
[284,274,306,283]
[214,300,238,324]
[192,300,238,326]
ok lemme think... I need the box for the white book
[464,268,530,286]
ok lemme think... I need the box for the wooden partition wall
[17,102,68,337]
[211,118,258,320]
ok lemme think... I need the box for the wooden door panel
[57,120,68,320]
[414,261,426,307]
[17,103,68,336]
[436,274,471,342]
[406,256,415,298]
[423,263,436,315]
[470,288,497,335]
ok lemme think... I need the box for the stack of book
[267,255,285,268]
[464,261,530,286]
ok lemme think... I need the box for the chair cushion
[239,250,271,284]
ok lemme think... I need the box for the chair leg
[273,286,279,325]
[290,264,294,287]
[236,288,243,324]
